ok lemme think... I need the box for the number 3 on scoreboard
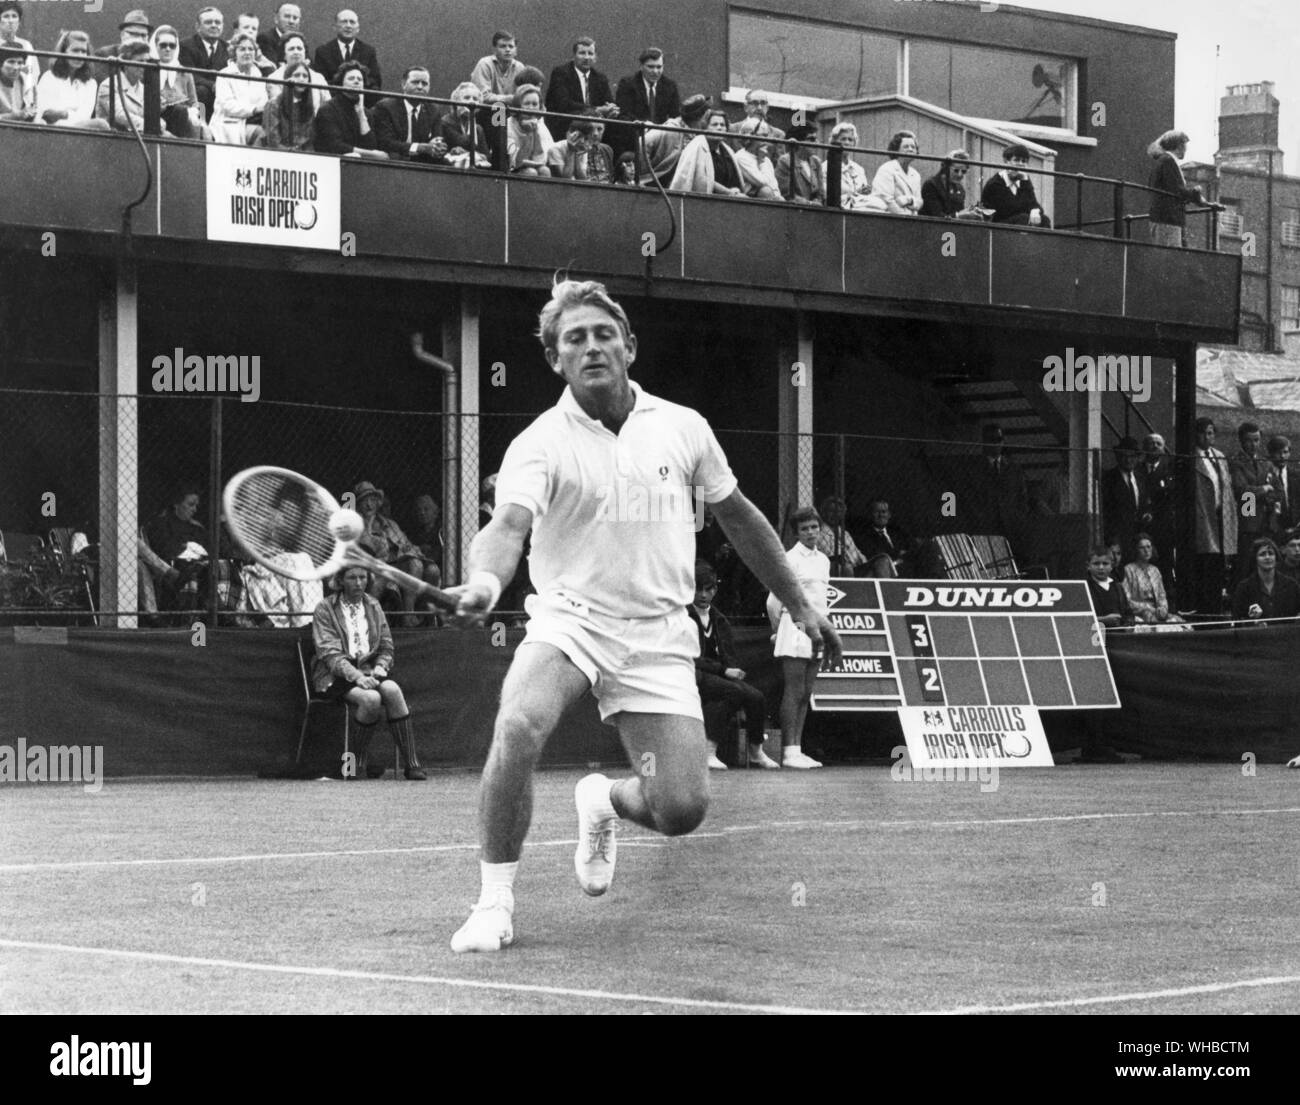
[912,624,929,648]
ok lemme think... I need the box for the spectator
[142,483,210,613]
[236,558,321,627]
[1190,416,1235,614]
[1085,544,1131,628]
[920,149,982,219]
[612,47,681,157]
[353,480,438,622]
[1142,432,1175,569]
[822,122,873,210]
[506,84,552,175]
[974,423,1029,545]
[0,44,33,121]
[776,122,824,205]
[740,88,784,140]
[95,41,153,132]
[137,528,171,621]
[180,6,229,121]
[669,108,743,195]
[733,117,781,200]
[313,60,387,158]
[372,66,447,163]
[980,144,1052,227]
[150,26,202,139]
[437,81,491,169]
[313,8,381,98]
[1102,436,1152,564]
[407,494,443,585]
[0,3,37,108]
[261,59,317,150]
[1266,435,1297,536]
[311,566,427,780]
[859,498,916,578]
[94,9,153,74]
[470,30,526,108]
[1231,537,1300,622]
[815,494,867,576]
[689,561,778,770]
[612,150,639,186]
[583,120,616,184]
[1146,130,1205,248]
[640,92,709,186]
[766,506,828,768]
[37,32,111,130]
[211,32,267,145]
[516,64,545,96]
[863,129,922,215]
[546,117,598,180]
[1122,534,1184,626]
[233,13,275,74]
[1230,421,1272,579]
[1277,528,1300,584]
[266,33,329,112]
[545,36,618,140]
[257,3,302,65]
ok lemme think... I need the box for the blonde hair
[536,278,632,352]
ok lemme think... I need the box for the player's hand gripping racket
[223,466,459,613]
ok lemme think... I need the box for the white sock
[596,776,621,821]
[783,745,801,758]
[478,861,517,908]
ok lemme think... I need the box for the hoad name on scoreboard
[923,706,1031,759]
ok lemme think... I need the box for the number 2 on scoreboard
[916,662,944,703]
[922,667,939,690]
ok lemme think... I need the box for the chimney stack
[1216,81,1283,174]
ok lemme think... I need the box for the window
[1218,201,1242,239]
[1282,286,1300,333]
[727,11,1076,133]
[1281,207,1300,248]
[729,12,901,101]
[909,41,1073,128]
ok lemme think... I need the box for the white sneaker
[574,774,618,897]
[707,753,728,770]
[782,750,823,769]
[1288,755,1300,769]
[748,747,781,769]
[450,895,514,953]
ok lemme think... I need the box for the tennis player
[447,278,842,953]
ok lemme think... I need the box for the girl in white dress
[766,506,830,768]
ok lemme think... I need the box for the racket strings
[229,473,337,571]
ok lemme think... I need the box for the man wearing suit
[1190,416,1236,614]
[1229,421,1273,579]
[545,37,617,137]
[611,48,680,157]
[1102,437,1152,564]
[313,60,387,159]
[972,423,1030,550]
[858,499,917,577]
[980,144,1053,227]
[371,66,448,163]
[179,6,228,120]
[313,9,381,101]
[258,3,302,65]
[1266,435,1299,537]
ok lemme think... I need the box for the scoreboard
[812,579,1120,711]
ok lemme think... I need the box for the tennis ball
[329,508,365,543]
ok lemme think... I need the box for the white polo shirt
[496,380,738,619]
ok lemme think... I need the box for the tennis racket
[222,466,459,613]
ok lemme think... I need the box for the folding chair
[930,534,983,579]
[295,635,349,769]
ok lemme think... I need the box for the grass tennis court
[2,764,1298,1015]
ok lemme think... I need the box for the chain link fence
[3,388,1137,626]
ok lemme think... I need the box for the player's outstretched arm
[710,489,843,667]
[446,503,533,627]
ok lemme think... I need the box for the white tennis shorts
[520,591,703,723]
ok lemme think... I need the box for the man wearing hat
[353,480,441,625]
[640,92,709,186]
[93,8,153,75]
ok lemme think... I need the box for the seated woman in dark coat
[920,149,981,219]
[1231,537,1300,622]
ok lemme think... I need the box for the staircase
[931,378,1069,489]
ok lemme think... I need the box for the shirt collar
[557,378,658,424]
[791,542,818,557]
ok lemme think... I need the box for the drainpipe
[410,333,459,581]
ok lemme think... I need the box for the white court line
[3,807,1298,874]
[921,973,1300,1015]
[0,939,862,1016]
